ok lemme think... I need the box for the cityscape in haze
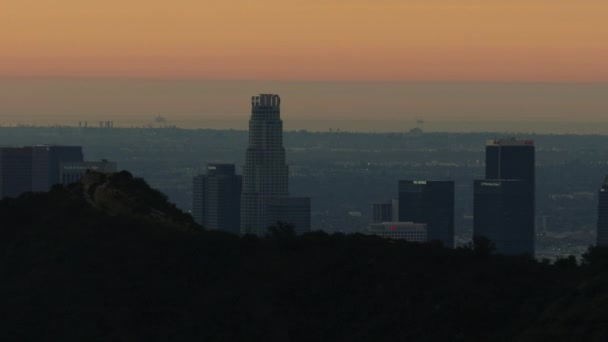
[2,0,608,340]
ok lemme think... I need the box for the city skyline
[2,80,608,132]
[3,1,608,339]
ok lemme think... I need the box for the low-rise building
[368,222,427,242]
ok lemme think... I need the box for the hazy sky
[2,0,607,81]
[1,1,607,130]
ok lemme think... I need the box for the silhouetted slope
[0,173,605,341]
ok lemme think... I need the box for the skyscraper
[398,180,455,248]
[597,177,608,247]
[241,94,289,236]
[192,163,242,234]
[474,139,535,255]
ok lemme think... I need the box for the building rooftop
[486,139,535,146]
[251,94,280,108]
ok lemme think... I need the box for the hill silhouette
[0,171,607,341]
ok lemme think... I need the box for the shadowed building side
[474,180,533,255]
[398,180,454,248]
[479,139,535,255]
[0,147,33,199]
[267,197,311,235]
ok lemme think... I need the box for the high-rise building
[368,222,428,242]
[32,145,84,192]
[192,163,242,234]
[241,94,290,236]
[0,147,33,199]
[474,180,533,255]
[398,180,455,248]
[267,197,311,234]
[475,139,536,255]
[60,160,117,185]
[597,177,608,247]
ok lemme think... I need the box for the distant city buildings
[60,160,117,185]
[597,177,608,247]
[368,222,427,242]
[398,180,454,248]
[192,163,242,234]
[0,145,84,198]
[474,139,535,255]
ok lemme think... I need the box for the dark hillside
[0,172,605,341]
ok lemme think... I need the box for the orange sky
[1,0,607,81]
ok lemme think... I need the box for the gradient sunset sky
[2,0,607,82]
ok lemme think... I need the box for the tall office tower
[478,139,535,255]
[474,180,533,255]
[398,180,455,248]
[267,197,311,234]
[192,163,242,234]
[0,147,33,198]
[32,145,84,192]
[241,94,289,236]
[597,177,608,247]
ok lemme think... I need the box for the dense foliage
[0,173,607,341]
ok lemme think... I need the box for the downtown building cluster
[370,139,537,255]
[373,138,608,254]
[189,96,608,254]
[192,94,311,235]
